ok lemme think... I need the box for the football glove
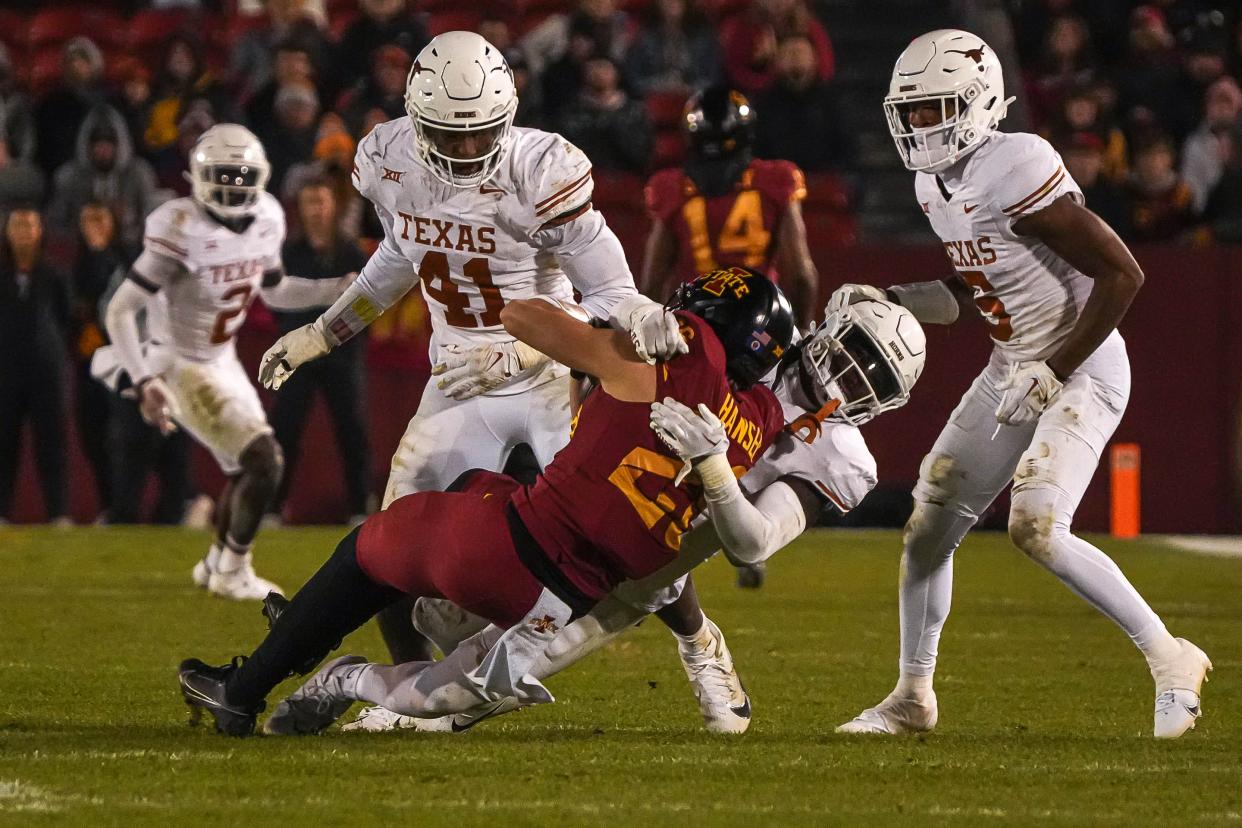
[432,341,548,401]
[650,398,729,485]
[995,360,1064,426]
[258,322,333,390]
[138,376,181,435]
[609,294,689,364]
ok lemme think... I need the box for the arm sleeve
[103,277,157,385]
[315,203,417,344]
[534,207,638,320]
[260,270,351,311]
[697,465,810,566]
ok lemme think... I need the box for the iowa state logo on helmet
[698,267,753,299]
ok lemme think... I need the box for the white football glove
[432,341,548,401]
[258,322,333,390]
[995,360,1064,426]
[138,376,181,436]
[650,398,729,485]
[609,294,689,364]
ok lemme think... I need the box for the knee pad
[1008,490,1066,566]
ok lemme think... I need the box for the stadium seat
[652,131,685,168]
[592,171,646,209]
[427,11,484,36]
[26,6,95,50]
[0,11,26,50]
[27,48,66,95]
[127,9,195,52]
[519,0,576,14]
[646,91,687,130]
[803,173,852,212]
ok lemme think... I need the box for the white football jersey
[352,121,593,354]
[138,193,285,362]
[915,132,1089,361]
[740,398,878,514]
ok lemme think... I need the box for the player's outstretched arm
[501,298,655,402]
[258,268,356,311]
[824,277,968,327]
[1013,193,1145,380]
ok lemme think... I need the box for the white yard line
[1147,535,1242,558]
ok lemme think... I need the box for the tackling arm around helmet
[826,278,970,327]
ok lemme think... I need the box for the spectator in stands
[718,0,833,95]
[507,48,546,130]
[1117,5,1180,136]
[541,23,604,122]
[1125,134,1195,242]
[47,105,161,253]
[268,178,371,524]
[1060,131,1130,237]
[1166,21,1233,143]
[142,35,234,159]
[336,0,429,87]
[72,202,131,521]
[754,35,851,173]
[521,0,631,76]
[478,14,513,53]
[34,38,107,176]
[338,45,409,136]
[111,57,154,162]
[260,83,321,194]
[246,37,320,133]
[0,45,45,212]
[1182,76,1242,214]
[151,100,215,196]
[1202,127,1242,243]
[624,0,722,96]
[0,207,70,524]
[556,56,653,174]
[281,113,363,239]
[1046,84,1128,183]
[1025,13,1096,130]
[231,0,328,104]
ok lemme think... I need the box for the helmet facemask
[190,160,269,218]
[801,318,905,426]
[410,110,515,188]
[884,80,1003,173]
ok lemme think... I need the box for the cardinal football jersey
[511,311,785,600]
[645,158,806,280]
[915,132,1089,361]
[137,194,285,362]
[352,121,594,353]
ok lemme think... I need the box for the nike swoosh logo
[450,698,509,732]
[731,695,752,719]
[963,204,979,214]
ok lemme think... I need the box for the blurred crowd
[1,0,1241,525]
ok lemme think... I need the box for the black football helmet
[683,86,756,198]
[667,267,795,389]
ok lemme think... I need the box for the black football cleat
[261,591,290,628]
[735,562,766,589]
[178,657,264,737]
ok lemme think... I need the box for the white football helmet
[883,29,1014,173]
[404,31,517,188]
[801,299,926,426]
[187,124,270,218]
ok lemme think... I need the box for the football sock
[672,616,714,656]
[898,501,975,676]
[204,542,223,572]
[226,527,401,708]
[218,534,253,574]
[894,672,935,700]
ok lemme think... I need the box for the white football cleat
[341,705,421,733]
[1152,638,1211,739]
[411,598,488,656]
[191,557,212,589]
[836,691,939,735]
[264,654,367,735]
[206,555,283,601]
[680,618,751,734]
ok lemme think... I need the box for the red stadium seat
[519,0,576,14]
[652,130,685,168]
[427,11,484,36]
[646,91,687,130]
[802,173,852,212]
[127,9,194,51]
[591,171,646,209]
[0,11,26,50]
[27,48,65,95]
[26,6,94,50]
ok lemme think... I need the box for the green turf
[0,527,1238,826]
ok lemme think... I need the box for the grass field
[1,526,1239,826]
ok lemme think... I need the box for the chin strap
[785,399,841,444]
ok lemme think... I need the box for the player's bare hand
[995,360,1063,425]
[138,376,181,435]
[610,294,690,363]
[650,398,728,485]
[259,323,332,390]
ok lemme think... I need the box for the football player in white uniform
[253,32,731,727]
[273,300,928,737]
[102,124,353,600]
[832,30,1210,739]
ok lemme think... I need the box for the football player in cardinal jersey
[339,298,928,736]
[832,30,1209,739]
[642,86,819,331]
[254,31,745,730]
[177,268,794,737]
[100,124,353,600]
